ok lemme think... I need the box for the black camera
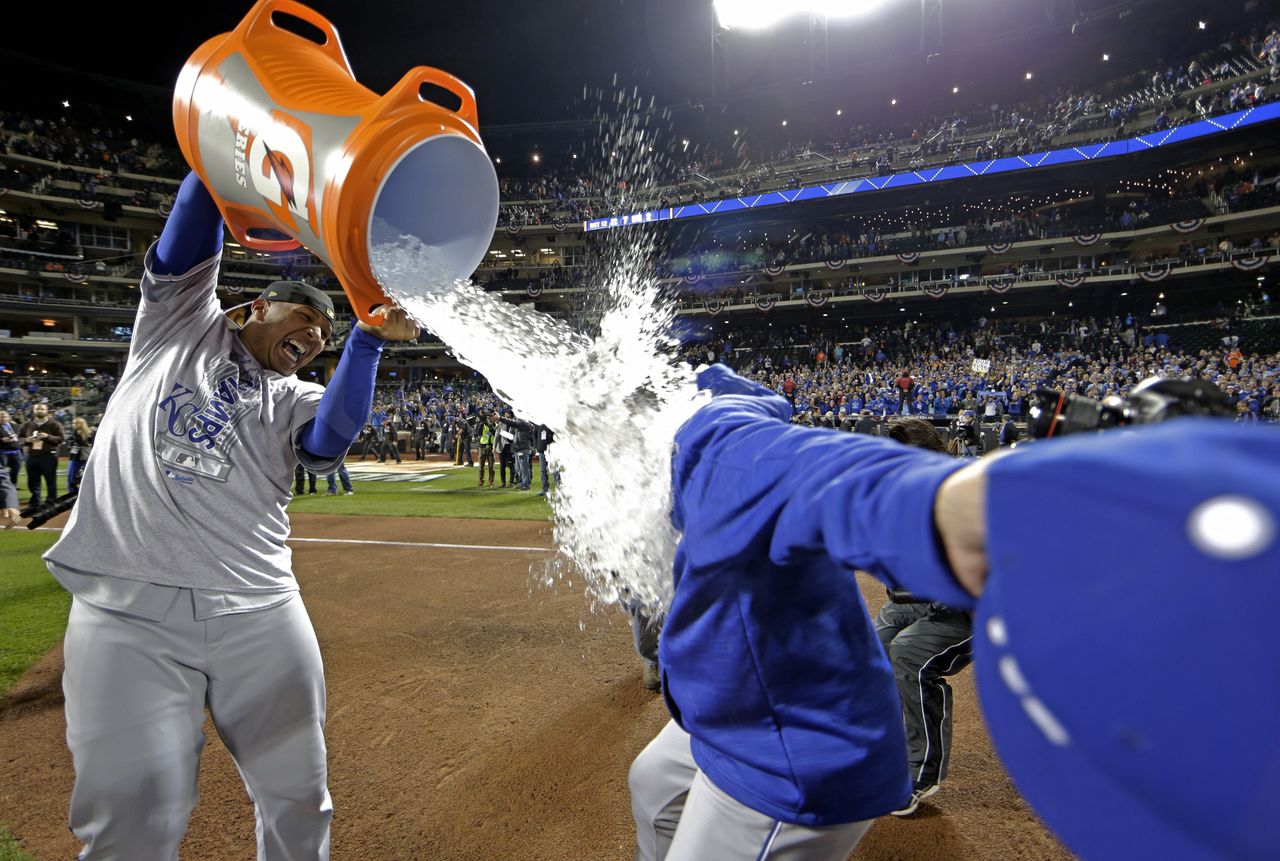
[1028,377,1234,439]
[19,491,78,530]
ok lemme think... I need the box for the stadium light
[125,115,133,121]
[782,119,788,126]
[714,0,892,30]
[891,98,897,105]
[61,100,70,108]
[952,86,959,94]
[1025,72,1033,80]
[836,108,843,116]
[1198,20,1206,30]
[1102,53,1110,61]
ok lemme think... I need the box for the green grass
[287,464,554,521]
[0,531,67,701]
[0,825,37,861]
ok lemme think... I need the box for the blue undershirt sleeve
[152,172,225,277]
[299,327,385,459]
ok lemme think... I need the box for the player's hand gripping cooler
[172,0,499,326]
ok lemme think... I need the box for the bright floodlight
[715,0,891,30]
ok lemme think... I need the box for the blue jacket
[662,366,969,825]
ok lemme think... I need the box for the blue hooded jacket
[661,366,970,825]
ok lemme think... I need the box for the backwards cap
[260,281,336,329]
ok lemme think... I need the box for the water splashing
[371,244,702,615]
[371,81,705,614]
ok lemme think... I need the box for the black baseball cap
[260,281,336,329]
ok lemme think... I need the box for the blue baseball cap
[976,419,1279,860]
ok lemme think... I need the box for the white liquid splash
[371,234,704,613]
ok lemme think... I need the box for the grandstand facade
[2,8,1278,423]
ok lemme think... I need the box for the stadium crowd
[680,313,1280,430]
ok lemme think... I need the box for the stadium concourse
[2,2,1280,860]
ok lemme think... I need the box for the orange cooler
[173,0,499,325]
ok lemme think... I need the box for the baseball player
[42,172,418,861]
[635,364,1278,861]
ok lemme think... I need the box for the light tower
[921,0,943,59]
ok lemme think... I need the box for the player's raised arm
[673,364,975,608]
[152,172,225,279]
[297,306,421,461]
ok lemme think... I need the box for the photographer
[497,412,517,488]
[874,417,974,816]
[411,416,428,460]
[19,403,64,508]
[453,413,474,467]
[511,417,535,490]
[378,413,402,464]
[357,422,377,460]
[949,409,982,457]
[476,413,497,487]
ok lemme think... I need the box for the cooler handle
[384,67,481,132]
[223,204,304,252]
[241,0,355,77]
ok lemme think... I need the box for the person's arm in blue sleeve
[298,308,420,459]
[674,364,977,608]
[152,172,224,277]
[298,327,384,459]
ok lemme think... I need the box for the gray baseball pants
[62,591,331,861]
[630,720,873,861]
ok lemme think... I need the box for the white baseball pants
[630,720,873,861]
[62,591,331,861]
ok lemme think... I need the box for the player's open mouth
[282,339,305,364]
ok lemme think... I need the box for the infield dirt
[0,512,1070,861]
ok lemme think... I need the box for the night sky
[2,0,1243,169]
